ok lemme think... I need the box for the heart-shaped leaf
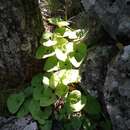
[59,60,72,70]
[68,90,81,104]
[48,17,62,25]
[62,69,81,85]
[71,117,82,130]
[44,56,59,72]
[33,85,44,100]
[55,36,68,45]
[63,31,77,39]
[54,27,66,35]
[49,70,66,89]
[41,32,53,40]
[7,92,25,114]
[40,88,57,107]
[42,76,50,87]
[55,83,69,97]
[29,100,52,124]
[31,73,43,87]
[48,17,69,27]
[66,42,74,54]
[55,48,67,61]
[17,98,31,117]
[36,46,55,59]
[68,94,86,112]
[69,43,87,67]
[23,86,33,98]
[57,21,69,27]
[43,40,57,47]
[85,95,101,115]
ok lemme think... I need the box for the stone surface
[81,45,118,96]
[81,45,130,130]
[0,0,43,89]
[104,45,130,130]
[81,0,130,43]
[0,0,43,114]
[0,116,38,130]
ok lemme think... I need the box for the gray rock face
[81,45,118,96]
[82,45,130,130]
[81,0,130,43]
[0,116,38,130]
[104,45,130,130]
[0,0,42,88]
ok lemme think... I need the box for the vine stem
[65,0,68,20]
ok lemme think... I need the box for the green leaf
[55,48,67,61]
[49,70,66,89]
[44,56,59,72]
[48,17,62,25]
[76,29,87,40]
[63,31,77,39]
[100,120,112,130]
[48,17,69,27]
[36,46,55,59]
[69,56,82,68]
[23,86,33,98]
[40,88,57,107]
[58,104,72,119]
[33,85,44,100]
[41,32,53,40]
[40,120,52,130]
[43,107,52,119]
[7,92,25,114]
[29,100,52,124]
[69,43,87,68]
[57,21,69,27]
[85,95,101,115]
[54,27,66,35]
[42,76,50,87]
[69,95,86,112]
[43,40,57,47]
[70,117,82,130]
[50,69,80,87]
[67,90,86,112]
[65,42,74,54]
[64,122,72,130]
[68,90,81,104]
[31,73,43,87]
[54,36,68,45]
[62,69,81,85]
[17,98,30,117]
[55,83,69,97]
[59,60,72,70]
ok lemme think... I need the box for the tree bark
[0,0,43,113]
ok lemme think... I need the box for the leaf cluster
[7,17,111,130]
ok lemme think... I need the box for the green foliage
[48,17,69,27]
[85,95,101,115]
[7,92,25,114]
[7,17,110,130]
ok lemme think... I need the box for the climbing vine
[7,17,111,130]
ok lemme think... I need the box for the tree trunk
[0,0,43,114]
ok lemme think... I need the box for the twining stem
[64,0,68,20]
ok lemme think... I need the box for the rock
[0,0,43,89]
[81,45,117,97]
[0,0,43,114]
[0,116,38,130]
[82,45,130,130]
[81,0,130,43]
[104,45,130,130]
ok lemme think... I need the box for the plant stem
[65,0,68,20]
